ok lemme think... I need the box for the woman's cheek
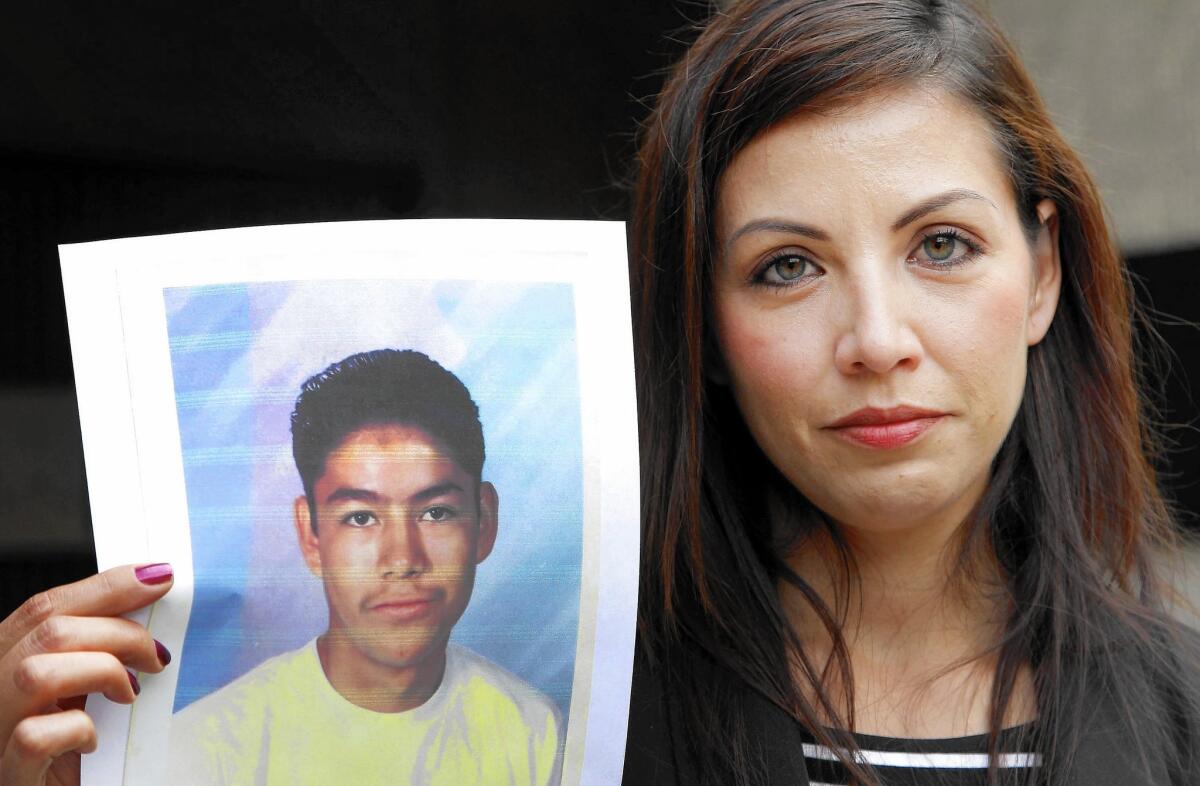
[936,277,1032,428]
[718,316,831,485]
[976,278,1034,383]
[720,317,824,415]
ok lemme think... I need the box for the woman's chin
[812,480,987,540]
[796,456,993,535]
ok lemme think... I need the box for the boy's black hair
[291,349,485,530]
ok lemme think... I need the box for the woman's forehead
[715,86,1016,235]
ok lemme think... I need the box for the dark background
[2,2,1197,616]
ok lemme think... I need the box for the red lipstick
[826,406,946,450]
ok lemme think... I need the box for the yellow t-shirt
[168,641,562,785]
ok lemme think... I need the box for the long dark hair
[631,0,1194,783]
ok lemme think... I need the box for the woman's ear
[1026,199,1062,347]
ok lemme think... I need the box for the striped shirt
[801,724,1040,785]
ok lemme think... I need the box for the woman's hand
[0,564,174,786]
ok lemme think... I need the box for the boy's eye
[343,511,378,527]
[420,506,456,523]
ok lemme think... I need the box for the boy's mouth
[365,592,441,622]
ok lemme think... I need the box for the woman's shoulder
[622,644,808,786]
[622,650,680,785]
[1070,620,1200,785]
[1161,622,1200,777]
[621,622,1200,786]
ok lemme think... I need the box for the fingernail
[155,640,172,667]
[128,671,141,696]
[135,563,173,585]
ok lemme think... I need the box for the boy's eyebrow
[323,482,470,506]
[410,482,468,505]
[324,487,383,505]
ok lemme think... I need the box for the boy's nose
[381,519,430,578]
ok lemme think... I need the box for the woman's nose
[380,519,430,579]
[832,267,923,376]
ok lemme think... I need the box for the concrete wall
[988,0,1200,253]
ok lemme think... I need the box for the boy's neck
[316,632,448,713]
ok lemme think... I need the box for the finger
[12,616,169,675]
[0,564,173,653]
[55,696,86,713]
[1,710,96,786]
[2,652,136,735]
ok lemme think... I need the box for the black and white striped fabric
[801,724,1040,785]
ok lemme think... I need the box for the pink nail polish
[135,563,173,585]
[128,671,141,696]
[155,640,172,666]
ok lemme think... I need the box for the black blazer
[622,646,1200,786]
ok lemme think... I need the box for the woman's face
[713,86,1061,538]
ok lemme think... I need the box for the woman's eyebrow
[891,188,996,231]
[724,219,831,256]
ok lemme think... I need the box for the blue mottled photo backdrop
[164,279,583,723]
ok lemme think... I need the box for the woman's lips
[825,407,947,449]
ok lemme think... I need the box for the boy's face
[294,422,497,672]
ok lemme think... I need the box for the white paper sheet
[60,219,639,786]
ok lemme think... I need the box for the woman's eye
[910,231,980,268]
[923,234,959,261]
[343,511,378,527]
[420,506,456,523]
[757,253,819,286]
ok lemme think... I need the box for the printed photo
[61,219,637,786]
[163,280,581,784]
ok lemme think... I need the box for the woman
[0,565,173,785]
[622,0,1198,784]
[0,2,1196,785]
